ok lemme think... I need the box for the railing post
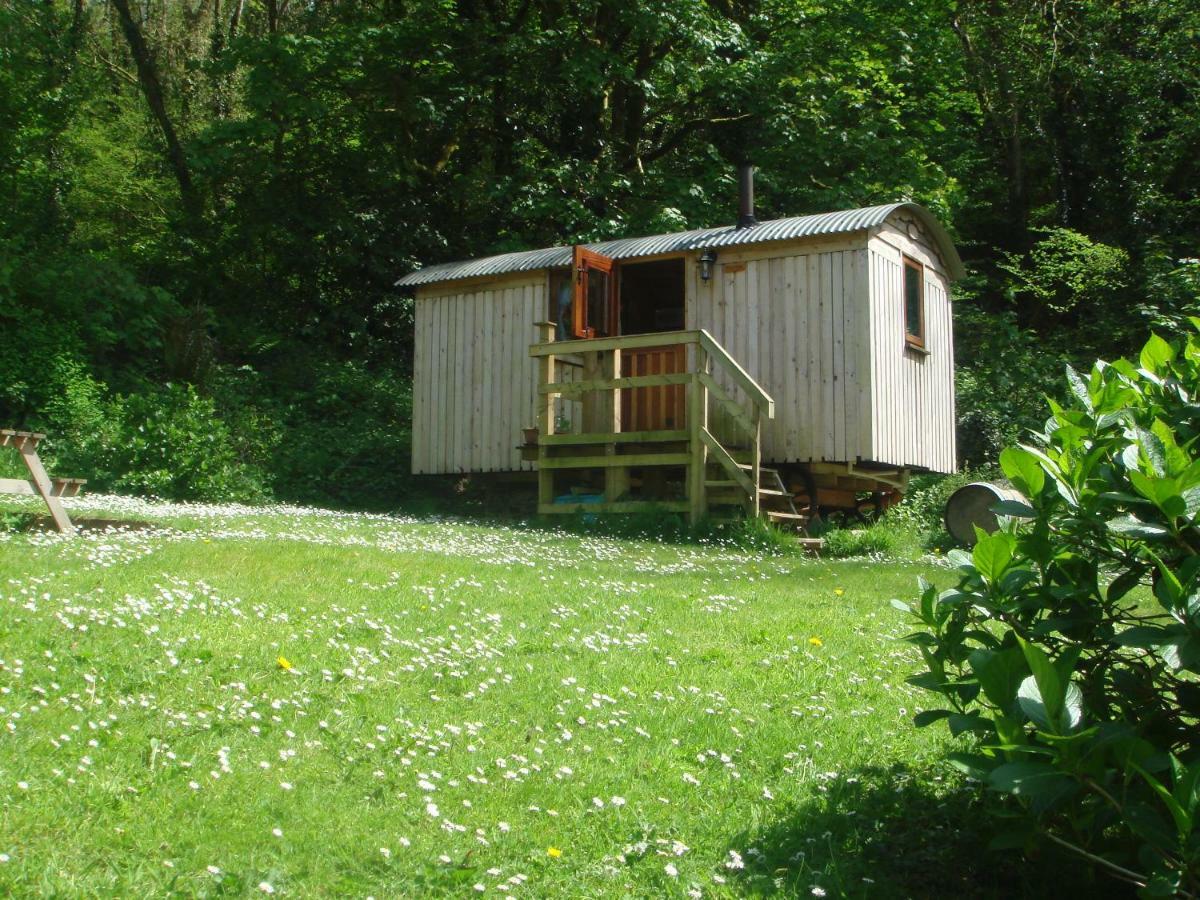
[688,345,709,526]
[749,406,761,518]
[535,321,556,511]
[604,346,628,502]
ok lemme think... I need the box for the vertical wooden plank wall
[866,229,956,473]
[690,244,871,465]
[411,276,548,474]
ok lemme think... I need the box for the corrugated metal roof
[395,202,964,287]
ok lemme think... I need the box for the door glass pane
[587,270,610,337]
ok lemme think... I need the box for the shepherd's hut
[396,167,963,526]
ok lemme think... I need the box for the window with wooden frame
[902,254,925,349]
[571,246,617,339]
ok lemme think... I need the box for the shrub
[895,327,1200,894]
[820,520,916,559]
[887,465,1002,549]
[37,365,269,503]
[268,361,414,510]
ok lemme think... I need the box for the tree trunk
[111,0,203,224]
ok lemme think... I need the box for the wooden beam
[530,329,700,357]
[700,428,755,495]
[602,348,629,502]
[535,322,556,509]
[540,373,692,396]
[0,477,36,496]
[14,440,74,534]
[688,344,709,526]
[697,371,754,434]
[697,329,774,419]
[539,429,688,446]
[538,453,691,469]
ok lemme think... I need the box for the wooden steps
[528,327,821,552]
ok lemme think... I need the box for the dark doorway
[619,258,685,335]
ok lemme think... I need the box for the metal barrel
[944,482,1027,545]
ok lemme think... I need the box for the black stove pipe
[737,164,757,229]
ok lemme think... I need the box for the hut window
[903,255,925,348]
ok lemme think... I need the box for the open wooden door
[572,246,617,339]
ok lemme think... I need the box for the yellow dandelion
[547,847,562,858]
[833,588,845,597]
[276,656,293,671]
[808,636,823,647]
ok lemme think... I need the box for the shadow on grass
[724,762,1135,898]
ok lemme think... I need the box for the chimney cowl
[736,164,757,229]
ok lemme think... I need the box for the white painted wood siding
[411,275,547,474]
[688,242,873,465]
[866,214,957,473]
[411,219,956,476]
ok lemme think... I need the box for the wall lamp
[698,248,718,282]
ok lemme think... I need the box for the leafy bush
[887,465,1001,549]
[820,520,917,559]
[268,361,414,510]
[895,328,1200,894]
[37,364,269,503]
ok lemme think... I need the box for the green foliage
[819,520,918,559]
[896,327,1200,893]
[886,466,1002,550]
[267,362,414,510]
[1000,229,1130,317]
[33,362,268,503]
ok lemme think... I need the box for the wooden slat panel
[499,288,514,468]
[530,330,699,357]
[540,429,689,446]
[410,298,426,473]
[865,236,955,473]
[539,452,691,469]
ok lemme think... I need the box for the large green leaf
[1139,333,1176,375]
[1017,675,1083,733]
[1016,638,1082,733]
[969,647,1028,710]
[988,761,1077,811]
[999,446,1046,499]
[972,530,1016,584]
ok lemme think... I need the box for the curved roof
[395,201,964,288]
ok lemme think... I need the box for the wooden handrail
[540,372,692,396]
[529,323,776,525]
[530,329,700,357]
[700,427,755,494]
[697,329,774,419]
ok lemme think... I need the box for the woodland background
[1,0,1197,509]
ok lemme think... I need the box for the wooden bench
[0,430,85,534]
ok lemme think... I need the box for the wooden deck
[529,327,814,541]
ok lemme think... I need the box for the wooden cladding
[411,209,957,478]
[621,345,687,431]
[692,248,870,466]
[868,245,955,473]
[411,276,558,474]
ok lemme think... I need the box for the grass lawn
[0,497,1071,897]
